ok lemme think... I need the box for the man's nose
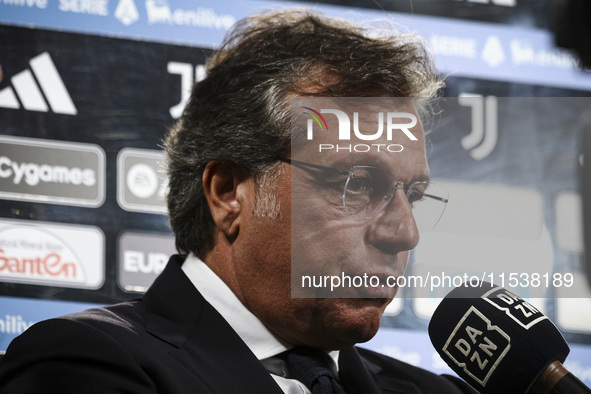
[367,189,420,254]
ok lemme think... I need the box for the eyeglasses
[279,157,448,231]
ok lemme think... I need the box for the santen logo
[442,306,511,387]
[303,106,417,153]
[0,136,106,207]
[0,219,104,289]
[0,52,77,115]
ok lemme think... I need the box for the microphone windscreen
[428,282,569,394]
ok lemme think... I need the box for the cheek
[292,182,364,248]
[234,195,295,295]
[292,215,365,268]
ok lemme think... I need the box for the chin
[343,320,381,344]
[319,320,381,350]
[315,298,389,349]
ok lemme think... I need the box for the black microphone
[428,282,591,393]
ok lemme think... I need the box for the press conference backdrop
[1,0,591,385]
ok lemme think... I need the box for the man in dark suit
[0,9,476,394]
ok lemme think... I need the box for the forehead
[291,97,428,179]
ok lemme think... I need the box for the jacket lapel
[339,347,382,394]
[143,255,284,394]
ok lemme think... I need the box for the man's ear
[202,160,249,239]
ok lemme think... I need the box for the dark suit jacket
[0,255,477,393]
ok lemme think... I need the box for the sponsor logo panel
[1,1,590,90]
[0,136,105,207]
[117,148,167,214]
[0,218,105,289]
[117,230,175,292]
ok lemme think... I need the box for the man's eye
[347,176,372,194]
[407,189,425,205]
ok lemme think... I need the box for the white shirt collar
[180,254,339,374]
[181,253,290,359]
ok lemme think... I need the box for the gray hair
[164,9,443,258]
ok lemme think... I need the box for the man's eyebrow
[329,158,432,184]
[329,156,384,170]
[413,172,431,184]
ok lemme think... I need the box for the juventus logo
[168,61,206,119]
[459,93,498,161]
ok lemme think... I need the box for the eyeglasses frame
[278,157,448,219]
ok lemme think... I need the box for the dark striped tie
[282,347,347,394]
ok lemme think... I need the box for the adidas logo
[0,52,77,115]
